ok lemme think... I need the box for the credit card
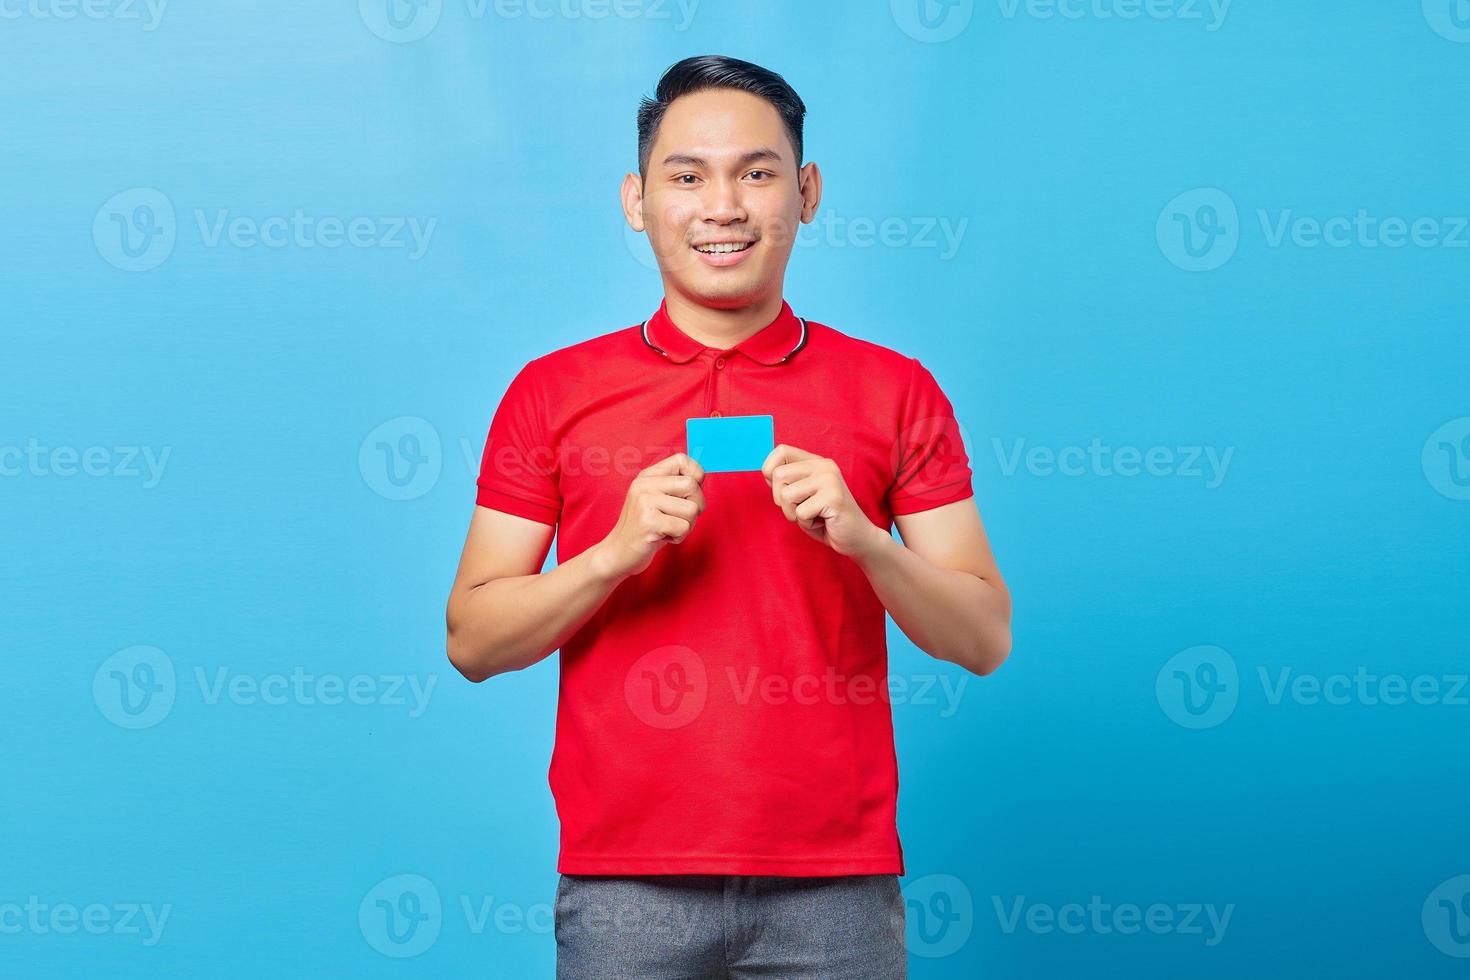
[685,414,775,473]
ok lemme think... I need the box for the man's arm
[445,507,626,682]
[851,498,1012,676]
[446,453,708,682]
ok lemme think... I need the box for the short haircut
[636,55,806,182]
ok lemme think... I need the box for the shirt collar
[641,299,809,366]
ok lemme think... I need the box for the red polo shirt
[475,298,974,876]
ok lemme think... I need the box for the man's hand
[761,444,885,560]
[593,452,707,580]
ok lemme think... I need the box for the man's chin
[667,272,767,308]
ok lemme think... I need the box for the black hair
[636,55,806,182]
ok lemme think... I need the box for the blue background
[4,1,1469,976]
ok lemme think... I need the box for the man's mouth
[692,241,755,254]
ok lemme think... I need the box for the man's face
[626,88,817,309]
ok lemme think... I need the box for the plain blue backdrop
[4,1,1469,976]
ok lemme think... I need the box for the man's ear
[798,161,822,224]
[621,172,646,232]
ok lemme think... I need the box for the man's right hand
[593,452,707,580]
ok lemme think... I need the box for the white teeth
[694,242,752,254]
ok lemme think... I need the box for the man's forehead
[653,90,792,163]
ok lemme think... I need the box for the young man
[446,55,1011,979]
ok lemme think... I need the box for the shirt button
[714,358,725,369]
[709,410,722,417]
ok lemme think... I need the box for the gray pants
[554,873,907,979]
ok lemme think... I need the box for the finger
[655,513,692,542]
[770,464,819,509]
[644,473,702,501]
[761,444,817,484]
[643,452,706,482]
[775,474,819,521]
[656,493,700,524]
[793,487,831,527]
[769,459,819,489]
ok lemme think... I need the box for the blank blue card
[685,414,774,473]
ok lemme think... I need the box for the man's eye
[747,170,771,180]
[676,174,700,185]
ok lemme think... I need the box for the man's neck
[661,291,785,351]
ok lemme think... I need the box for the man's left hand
[761,444,885,561]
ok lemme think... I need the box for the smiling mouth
[692,241,755,254]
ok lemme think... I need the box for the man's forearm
[446,544,626,682]
[852,528,1012,675]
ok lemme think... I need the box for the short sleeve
[886,358,975,516]
[475,363,562,526]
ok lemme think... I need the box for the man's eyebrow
[659,147,785,170]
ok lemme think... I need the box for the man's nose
[701,178,746,223]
